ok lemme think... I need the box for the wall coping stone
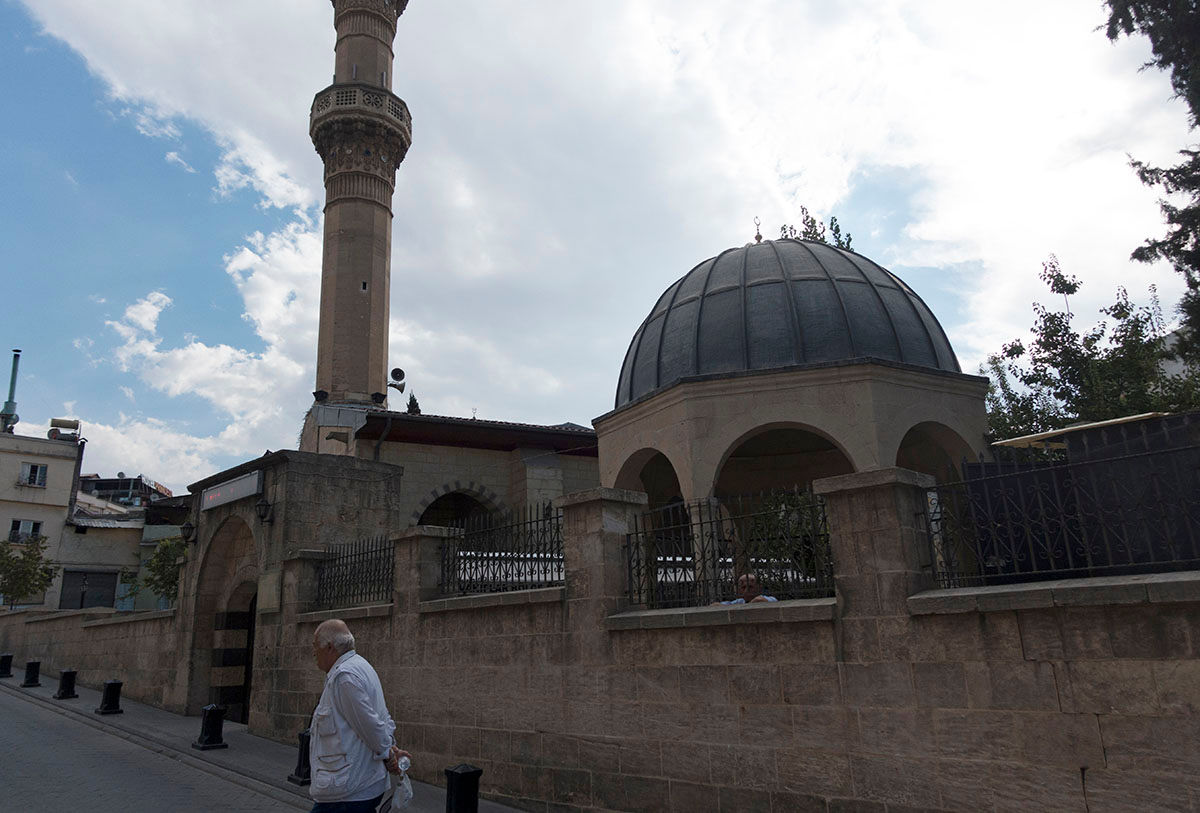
[296,603,394,624]
[393,525,460,541]
[554,487,648,509]
[419,586,565,614]
[813,467,934,495]
[23,607,119,625]
[908,569,1200,615]
[82,609,177,628]
[283,548,333,561]
[604,596,836,630]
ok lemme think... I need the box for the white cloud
[119,386,134,401]
[131,109,181,140]
[19,0,1197,487]
[164,151,196,173]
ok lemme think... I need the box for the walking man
[309,619,410,812]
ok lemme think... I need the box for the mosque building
[293,0,985,528]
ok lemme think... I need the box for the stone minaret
[310,0,412,407]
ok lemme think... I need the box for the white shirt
[309,650,396,803]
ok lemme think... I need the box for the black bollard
[445,763,483,813]
[95,680,124,715]
[287,728,312,785]
[54,669,78,699]
[191,703,229,750]
[20,660,40,688]
[0,653,12,678]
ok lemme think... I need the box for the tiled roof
[71,515,145,529]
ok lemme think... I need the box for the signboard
[201,470,262,511]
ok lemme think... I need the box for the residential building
[0,423,84,606]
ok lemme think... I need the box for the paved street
[0,688,307,812]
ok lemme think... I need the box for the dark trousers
[308,793,384,813]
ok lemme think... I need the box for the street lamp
[255,497,274,525]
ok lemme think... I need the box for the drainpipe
[373,415,393,462]
[1,349,20,433]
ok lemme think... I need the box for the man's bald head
[312,619,355,672]
[315,619,355,653]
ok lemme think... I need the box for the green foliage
[1104,1,1200,361]
[1104,1,1200,125]
[0,536,55,609]
[405,392,421,415]
[140,535,187,606]
[984,256,1200,440]
[780,205,853,250]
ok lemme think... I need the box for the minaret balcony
[310,83,412,145]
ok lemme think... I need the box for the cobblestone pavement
[0,688,307,812]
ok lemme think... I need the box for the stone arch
[187,515,259,717]
[712,422,855,498]
[410,481,504,525]
[614,447,685,510]
[895,421,977,481]
[418,491,491,526]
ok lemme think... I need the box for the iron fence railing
[438,503,564,596]
[924,444,1200,588]
[625,490,834,609]
[314,535,395,609]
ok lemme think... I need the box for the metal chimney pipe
[0,349,19,433]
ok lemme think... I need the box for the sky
[0,0,1193,495]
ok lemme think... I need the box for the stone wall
[3,469,1199,811]
[0,608,179,709]
[373,440,599,524]
[268,477,1200,811]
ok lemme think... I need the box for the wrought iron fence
[438,503,564,596]
[625,489,834,609]
[924,444,1200,588]
[314,535,395,609]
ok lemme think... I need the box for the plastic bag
[378,756,412,812]
[391,772,414,811]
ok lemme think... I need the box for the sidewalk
[0,667,518,813]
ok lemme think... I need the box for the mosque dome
[615,238,960,408]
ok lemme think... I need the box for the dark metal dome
[615,238,960,408]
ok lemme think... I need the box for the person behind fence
[309,618,410,813]
[712,572,778,605]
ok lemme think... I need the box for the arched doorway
[895,421,976,482]
[614,448,684,510]
[189,516,259,718]
[418,492,490,526]
[713,425,854,497]
[217,580,258,725]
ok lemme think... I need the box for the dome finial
[753,217,762,244]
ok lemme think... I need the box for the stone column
[392,525,459,611]
[555,488,648,661]
[281,549,331,618]
[813,468,934,658]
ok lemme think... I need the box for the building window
[19,462,47,487]
[8,519,42,542]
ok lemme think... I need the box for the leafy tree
[984,256,1200,439]
[779,205,853,250]
[118,561,142,602]
[139,535,187,607]
[1104,1,1200,360]
[405,392,421,415]
[0,536,55,609]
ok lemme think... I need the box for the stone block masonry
[4,470,1200,811]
